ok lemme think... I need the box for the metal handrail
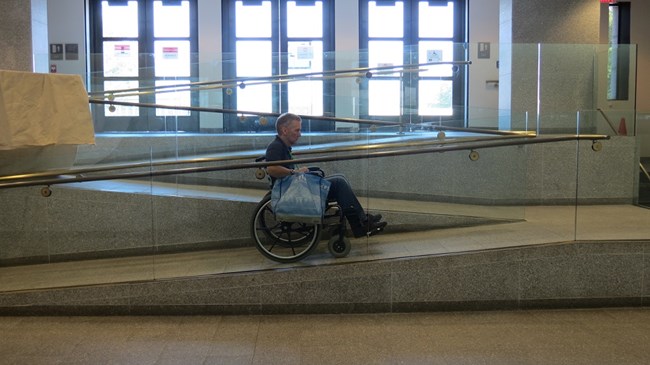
[0,133,536,183]
[641,162,650,183]
[434,125,533,136]
[88,61,472,98]
[0,134,609,190]
[596,108,620,136]
[88,99,403,126]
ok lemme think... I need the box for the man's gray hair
[275,112,301,134]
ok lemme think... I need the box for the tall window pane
[288,41,323,74]
[239,84,273,113]
[236,41,272,76]
[103,41,139,77]
[361,0,466,123]
[369,80,401,115]
[104,80,139,116]
[369,40,404,76]
[156,80,191,116]
[102,1,138,37]
[287,1,323,38]
[288,41,323,115]
[154,0,190,37]
[154,40,191,77]
[368,1,403,37]
[607,3,630,101]
[236,41,272,113]
[419,41,453,77]
[419,1,454,38]
[419,80,452,115]
[236,1,272,37]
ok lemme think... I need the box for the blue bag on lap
[271,172,331,224]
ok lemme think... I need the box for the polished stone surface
[0,0,33,71]
[0,308,649,365]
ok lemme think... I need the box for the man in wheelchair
[265,112,387,238]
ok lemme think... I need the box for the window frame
[88,0,199,133]
[221,0,336,132]
[359,0,468,127]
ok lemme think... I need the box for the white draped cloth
[0,70,94,150]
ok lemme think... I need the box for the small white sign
[297,46,313,60]
[427,49,443,62]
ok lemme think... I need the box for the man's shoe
[366,213,382,223]
[351,218,387,238]
[365,220,387,237]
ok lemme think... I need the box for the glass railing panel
[0,156,157,292]
[575,108,647,241]
[501,43,637,136]
[535,44,603,134]
[571,41,642,240]
[356,123,529,257]
[525,136,580,243]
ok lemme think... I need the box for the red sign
[162,47,179,59]
[114,44,131,57]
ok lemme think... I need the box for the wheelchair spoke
[267,241,277,252]
[251,193,322,263]
[292,224,312,235]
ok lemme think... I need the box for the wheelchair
[250,159,351,263]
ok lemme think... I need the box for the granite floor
[0,307,649,365]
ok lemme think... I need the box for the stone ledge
[1,240,648,315]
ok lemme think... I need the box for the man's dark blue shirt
[265,135,296,185]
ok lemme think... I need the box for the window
[221,0,335,132]
[360,0,467,126]
[89,0,198,132]
[608,2,631,101]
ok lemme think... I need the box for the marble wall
[0,0,33,71]
[0,0,48,71]
[499,0,603,132]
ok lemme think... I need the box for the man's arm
[266,142,307,178]
[267,165,296,178]
[267,164,308,178]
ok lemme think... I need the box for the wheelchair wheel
[328,235,351,258]
[250,193,322,263]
